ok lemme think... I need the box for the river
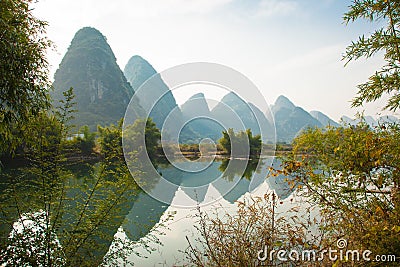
[0,157,310,266]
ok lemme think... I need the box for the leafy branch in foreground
[0,0,52,153]
[273,124,400,265]
[0,90,160,266]
[343,0,400,111]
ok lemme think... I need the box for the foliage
[185,194,320,267]
[0,88,96,161]
[0,89,74,266]
[1,211,66,267]
[97,119,124,161]
[143,118,161,160]
[180,144,200,153]
[73,125,97,155]
[188,1,400,266]
[0,90,155,266]
[60,146,140,266]
[271,1,400,264]
[219,128,262,157]
[343,0,400,111]
[98,118,161,161]
[273,123,400,265]
[99,117,164,195]
[121,117,161,161]
[0,0,52,152]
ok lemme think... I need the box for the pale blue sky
[33,0,395,121]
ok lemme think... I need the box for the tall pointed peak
[125,55,156,72]
[69,27,113,55]
[221,91,239,100]
[274,95,295,110]
[74,27,104,39]
[220,92,247,106]
[124,55,157,91]
[189,92,206,99]
[181,92,210,116]
[52,27,141,131]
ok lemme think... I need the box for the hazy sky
[32,0,397,121]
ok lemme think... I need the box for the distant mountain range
[52,27,399,143]
[310,111,339,127]
[340,115,399,127]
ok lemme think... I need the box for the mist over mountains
[51,27,397,143]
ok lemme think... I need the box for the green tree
[122,118,161,161]
[344,0,400,110]
[143,118,161,160]
[0,91,152,266]
[75,125,96,155]
[274,124,400,265]
[270,1,400,263]
[0,0,52,152]
[247,129,262,156]
[190,1,400,265]
[218,128,232,155]
[97,120,124,161]
[0,89,74,266]
[218,128,261,157]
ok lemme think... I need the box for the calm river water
[1,157,311,266]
